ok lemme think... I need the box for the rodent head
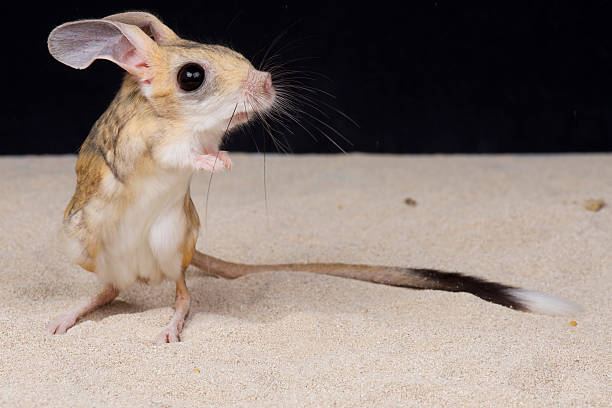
[48,12,275,147]
[157,41,275,137]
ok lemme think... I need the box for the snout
[245,69,274,98]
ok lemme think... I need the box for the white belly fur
[79,168,194,290]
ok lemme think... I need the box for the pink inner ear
[123,48,148,68]
[111,36,151,80]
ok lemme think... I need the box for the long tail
[190,251,580,315]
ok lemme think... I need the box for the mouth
[228,109,251,126]
[230,92,275,124]
[234,111,248,121]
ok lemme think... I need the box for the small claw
[193,154,229,173]
[156,326,180,344]
[194,150,232,172]
[193,155,223,173]
[216,151,233,170]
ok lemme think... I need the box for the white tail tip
[509,289,582,315]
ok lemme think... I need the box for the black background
[3,1,612,154]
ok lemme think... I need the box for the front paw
[193,154,229,173]
[215,151,232,170]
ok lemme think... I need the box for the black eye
[177,63,205,92]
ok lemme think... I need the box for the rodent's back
[61,76,164,273]
[64,76,159,218]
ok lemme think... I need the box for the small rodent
[46,12,580,344]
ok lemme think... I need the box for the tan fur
[48,12,578,342]
[48,11,278,341]
[190,251,432,286]
[181,188,200,270]
[58,24,257,283]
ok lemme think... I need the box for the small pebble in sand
[584,199,604,212]
[338,204,343,210]
[193,369,200,373]
[570,321,577,326]
[404,198,417,206]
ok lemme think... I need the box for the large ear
[48,19,158,80]
[103,11,179,44]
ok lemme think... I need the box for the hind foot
[156,273,190,344]
[156,319,184,344]
[47,311,79,334]
[47,285,119,335]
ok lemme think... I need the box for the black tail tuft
[409,269,529,311]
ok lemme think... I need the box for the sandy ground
[0,153,610,407]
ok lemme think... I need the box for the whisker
[256,98,321,145]
[204,103,238,273]
[225,9,244,32]
[261,35,318,72]
[279,92,332,120]
[243,101,259,152]
[272,107,319,142]
[244,101,269,225]
[265,56,321,70]
[269,69,333,82]
[295,93,360,128]
[274,88,359,128]
[262,121,291,153]
[268,96,352,150]
[251,103,286,153]
[274,87,353,148]
[263,139,269,223]
[272,81,339,101]
[258,18,304,70]
[251,33,360,156]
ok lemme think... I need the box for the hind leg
[47,284,119,334]
[156,272,190,344]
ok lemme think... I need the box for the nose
[262,72,272,93]
[247,70,273,94]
